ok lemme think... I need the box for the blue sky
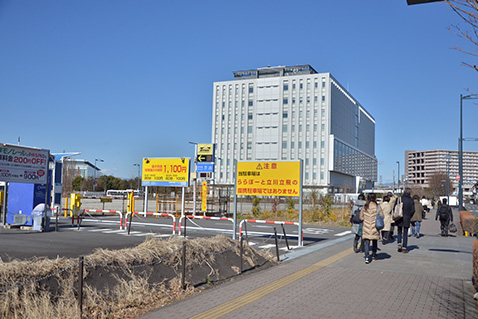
[1,0,477,184]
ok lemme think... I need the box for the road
[0,213,352,261]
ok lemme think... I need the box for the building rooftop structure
[233,65,318,80]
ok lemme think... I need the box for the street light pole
[189,142,198,216]
[396,161,400,193]
[133,164,141,191]
[445,154,451,205]
[458,94,478,211]
[93,158,104,192]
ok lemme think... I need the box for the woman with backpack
[435,198,453,236]
[350,193,366,252]
[360,193,383,264]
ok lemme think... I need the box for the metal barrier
[178,215,234,236]
[124,211,176,235]
[83,209,124,229]
[238,219,301,245]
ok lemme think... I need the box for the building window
[283,98,288,104]
[283,83,288,91]
[248,100,253,106]
[283,112,288,118]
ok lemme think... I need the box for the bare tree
[446,0,478,71]
[428,172,454,198]
[62,160,77,195]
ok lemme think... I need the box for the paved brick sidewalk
[140,207,477,319]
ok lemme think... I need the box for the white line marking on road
[102,229,124,234]
[335,231,352,237]
[258,244,276,249]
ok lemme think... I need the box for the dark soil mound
[0,235,275,318]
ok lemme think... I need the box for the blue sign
[197,162,214,173]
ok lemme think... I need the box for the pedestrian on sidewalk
[435,198,453,237]
[394,188,415,253]
[380,195,393,245]
[360,193,383,264]
[411,195,424,238]
[387,192,398,242]
[350,193,366,252]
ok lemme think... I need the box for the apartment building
[405,149,478,193]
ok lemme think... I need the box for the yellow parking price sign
[142,158,190,187]
[236,161,301,197]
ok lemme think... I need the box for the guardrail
[83,209,124,229]
[239,219,301,245]
[178,215,234,236]
[124,211,176,235]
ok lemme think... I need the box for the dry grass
[0,235,273,318]
[245,207,351,227]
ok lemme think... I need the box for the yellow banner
[236,161,301,197]
[201,181,207,212]
[142,158,189,187]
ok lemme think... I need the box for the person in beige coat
[380,195,393,245]
[360,193,383,264]
[387,192,398,242]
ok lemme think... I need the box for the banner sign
[236,161,301,197]
[142,158,190,187]
[201,181,207,212]
[0,144,49,184]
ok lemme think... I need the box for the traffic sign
[197,162,214,172]
[197,154,213,162]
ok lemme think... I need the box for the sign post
[234,160,303,245]
[142,158,190,219]
[0,144,50,227]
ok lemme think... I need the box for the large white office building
[212,65,377,193]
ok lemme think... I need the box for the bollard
[281,223,290,250]
[243,221,249,246]
[183,216,187,238]
[78,256,84,317]
[77,210,84,230]
[274,227,280,262]
[181,241,187,289]
[240,235,243,274]
[128,212,133,235]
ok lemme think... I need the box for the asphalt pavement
[140,207,477,319]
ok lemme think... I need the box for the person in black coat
[435,198,453,236]
[394,187,415,253]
